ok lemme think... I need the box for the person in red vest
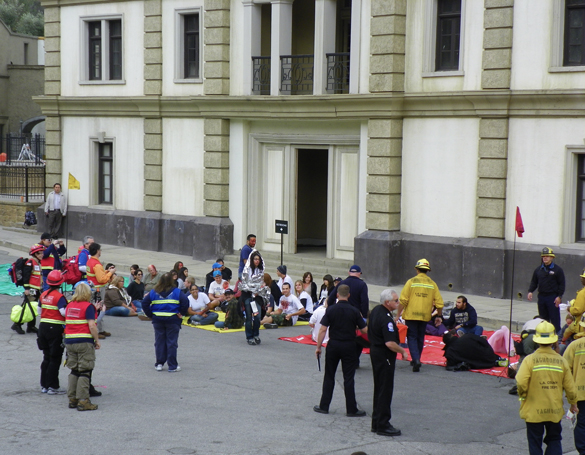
[86,242,115,290]
[64,282,100,411]
[37,270,67,394]
[39,232,66,291]
[12,244,45,335]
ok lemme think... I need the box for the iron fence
[252,56,271,95]
[326,53,350,94]
[1,133,45,165]
[280,54,314,95]
[0,162,46,202]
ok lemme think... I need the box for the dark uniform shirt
[321,300,366,342]
[326,276,369,318]
[528,262,565,298]
[368,304,399,357]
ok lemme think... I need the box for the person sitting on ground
[126,269,145,304]
[441,295,483,337]
[205,259,233,290]
[177,267,189,290]
[144,264,160,295]
[215,289,245,330]
[171,270,179,288]
[182,276,197,295]
[186,284,218,326]
[295,279,313,321]
[264,273,281,308]
[560,313,575,339]
[261,282,305,328]
[310,300,329,344]
[303,272,318,304]
[208,271,229,310]
[276,265,294,291]
[561,313,585,345]
[129,264,139,279]
[173,261,184,275]
[442,331,508,371]
[333,277,342,287]
[426,305,448,336]
[104,276,139,317]
[317,274,334,309]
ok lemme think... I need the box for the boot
[11,323,25,335]
[68,398,79,409]
[77,399,98,411]
[89,384,102,397]
[26,326,38,334]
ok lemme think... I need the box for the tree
[0,0,43,37]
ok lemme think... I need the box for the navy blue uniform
[528,262,565,332]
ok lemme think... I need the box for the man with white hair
[368,289,408,437]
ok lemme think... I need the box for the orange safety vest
[86,257,107,288]
[25,258,42,290]
[64,300,93,341]
[39,288,66,324]
[40,253,55,271]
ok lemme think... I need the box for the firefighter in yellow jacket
[516,321,578,455]
[563,315,585,455]
[397,259,443,373]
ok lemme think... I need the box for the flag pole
[508,230,517,366]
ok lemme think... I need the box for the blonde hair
[110,275,124,287]
[294,280,303,296]
[71,283,92,302]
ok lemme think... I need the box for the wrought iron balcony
[280,54,314,95]
[326,52,350,94]
[252,56,271,95]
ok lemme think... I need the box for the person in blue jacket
[442,295,483,337]
[142,272,189,373]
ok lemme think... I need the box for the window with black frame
[565,0,585,66]
[86,19,122,81]
[435,0,461,71]
[184,14,200,79]
[109,20,122,80]
[88,21,102,80]
[98,143,113,205]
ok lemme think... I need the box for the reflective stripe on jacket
[149,288,182,317]
[64,300,93,340]
[24,258,42,290]
[399,273,443,321]
[39,288,66,324]
[563,337,585,402]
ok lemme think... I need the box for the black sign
[275,220,288,234]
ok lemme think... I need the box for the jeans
[152,320,181,370]
[215,321,234,329]
[526,421,562,455]
[132,300,143,311]
[538,294,561,333]
[458,325,484,336]
[405,320,427,363]
[105,306,130,316]
[189,312,219,325]
[241,293,261,340]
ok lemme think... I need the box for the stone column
[204,119,230,217]
[204,0,230,95]
[476,0,513,238]
[44,6,62,193]
[313,0,336,95]
[242,1,262,96]
[144,118,163,211]
[144,0,163,96]
[270,0,293,95]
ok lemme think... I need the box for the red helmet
[29,244,45,256]
[47,270,64,286]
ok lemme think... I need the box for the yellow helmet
[541,247,555,258]
[415,258,431,271]
[580,269,585,278]
[533,321,558,344]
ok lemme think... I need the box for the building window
[175,9,202,82]
[435,0,461,71]
[98,143,113,204]
[577,154,585,241]
[565,0,585,66]
[84,18,123,82]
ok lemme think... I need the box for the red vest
[86,257,106,288]
[25,258,42,290]
[64,300,93,341]
[39,289,66,324]
[40,253,55,271]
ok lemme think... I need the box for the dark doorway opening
[297,149,328,250]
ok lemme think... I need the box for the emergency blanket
[181,310,309,333]
[279,330,521,377]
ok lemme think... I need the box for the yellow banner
[68,173,80,190]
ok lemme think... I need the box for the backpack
[7,258,32,287]
[61,255,82,285]
[24,210,37,226]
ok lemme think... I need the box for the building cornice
[33,90,585,120]
[41,0,130,6]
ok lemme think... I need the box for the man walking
[314,285,367,417]
[528,247,565,333]
[44,183,67,238]
[369,289,408,437]
[238,234,256,279]
[397,258,443,372]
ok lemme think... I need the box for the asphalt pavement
[0,243,580,455]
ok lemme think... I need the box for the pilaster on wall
[204,0,230,95]
[482,0,513,89]
[369,0,406,93]
[144,0,163,96]
[204,119,229,217]
[45,116,62,191]
[366,119,402,231]
[144,118,163,211]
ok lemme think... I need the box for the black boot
[11,323,25,335]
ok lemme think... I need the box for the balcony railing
[280,54,314,95]
[252,56,271,95]
[326,52,350,94]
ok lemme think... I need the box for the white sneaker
[41,387,48,393]
[47,387,66,395]
[155,364,163,371]
[168,366,181,373]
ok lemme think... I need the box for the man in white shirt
[44,183,67,238]
[276,265,294,291]
[208,271,228,310]
[261,282,305,328]
[310,302,329,344]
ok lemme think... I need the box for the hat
[225,288,234,295]
[29,244,45,255]
[532,321,558,344]
[541,247,555,258]
[415,258,431,271]
[212,262,222,269]
[277,265,287,275]
[213,270,222,277]
[41,232,51,240]
[349,265,361,273]
[46,270,64,286]
[580,268,585,278]
[334,277,342,282]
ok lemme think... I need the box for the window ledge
[87,204,114,210]
[422,70,464,78]
[79,80,126,85]
[173,78,203,84]
[549,66,585,73]
[560,242,585,250]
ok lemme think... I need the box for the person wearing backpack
[11,244,45,335]
[37,270,67,394]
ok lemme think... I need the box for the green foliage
[0,0,43,36]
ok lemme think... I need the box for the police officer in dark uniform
[527,247,565,333]
[314,284,367,416]
[369,288,408,437]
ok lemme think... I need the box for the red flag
[515,207,525,238]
